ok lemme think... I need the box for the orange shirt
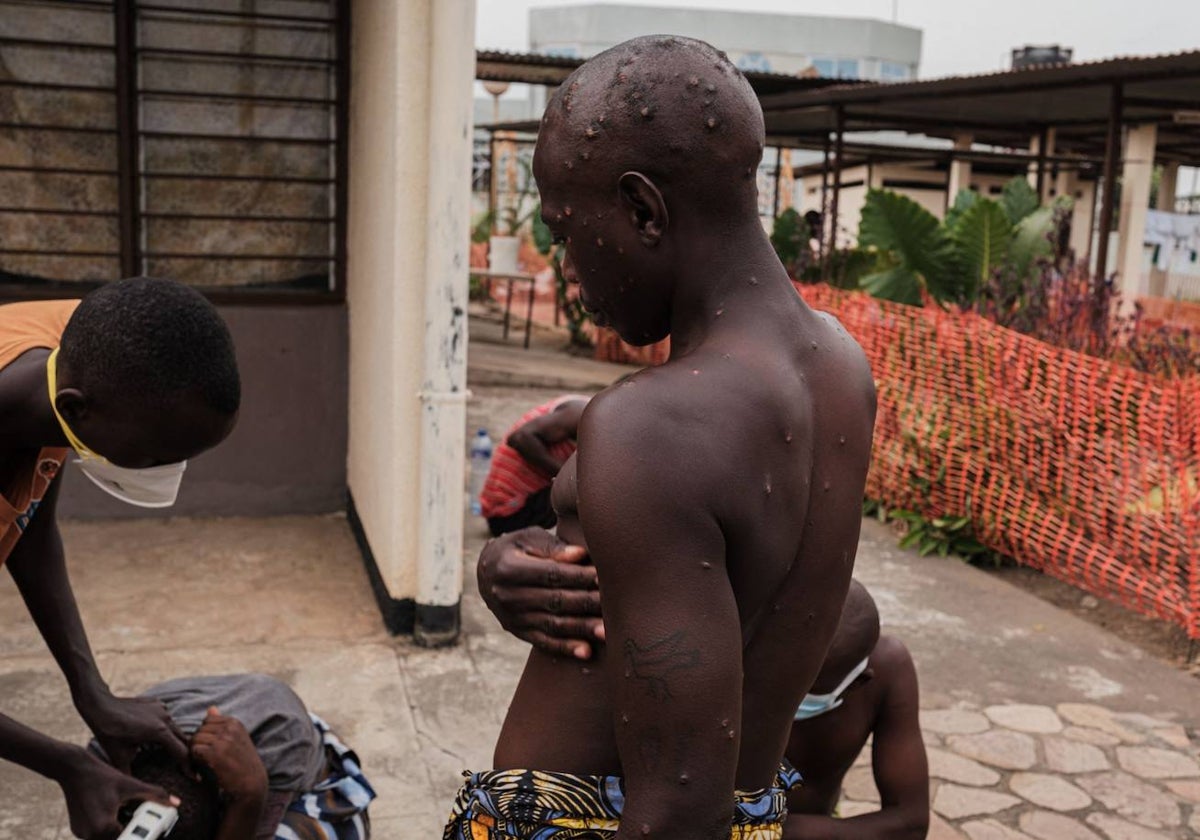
[480,395,583,518]
[0,300,79,566]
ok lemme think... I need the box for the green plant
[1001,177,1040,225]
[532,205,592,349]
[857,189,964,305]
[864,499,1002,566]
[770,208,811,277]
[800,247,878,290]
[471,211,493,245]
[856,178,1069,307]
[489,156,540,236]
[952,196,1012,291]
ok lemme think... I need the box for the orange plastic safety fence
[796,284,1200,639]
[593,328,671,367]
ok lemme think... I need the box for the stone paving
[839,700,1200,838]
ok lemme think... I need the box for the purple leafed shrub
[971,247,1199,379]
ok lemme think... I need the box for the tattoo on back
[624,632,701,700]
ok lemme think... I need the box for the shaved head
[538,35,765,213]
[532,36,768,345]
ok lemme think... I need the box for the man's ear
[618,171,668,246]
[54,388,88,427]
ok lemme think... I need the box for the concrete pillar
[1115,123,1157,304]
[777,148,795,212]
[1148,161,1180,296]
[867,161,885,190]
[346,0,474,643]
[946,132,973,201]
[1028,128,1055,201]
[1068,173,1094,261]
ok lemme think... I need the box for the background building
[529,2,921,81]
[475,3,922,127]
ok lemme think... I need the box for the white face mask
[74,458,187,509]
[47,348,187,509]
[794,656,870,721]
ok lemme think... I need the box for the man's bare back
[452,35,875,840]
[496,303,875,790]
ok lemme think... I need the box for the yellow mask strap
[46,347,105,461]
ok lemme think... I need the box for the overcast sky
[475,0,1200,79]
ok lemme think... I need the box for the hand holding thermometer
[117,802,178,840]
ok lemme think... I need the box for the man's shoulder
[812,310,876,401]
[586,369,709,432]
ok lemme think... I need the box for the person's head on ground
[533,35,767,346]
[129,747,220,840]
[803,210,822,239]
[809,579,880,695]
[52,277,241,469]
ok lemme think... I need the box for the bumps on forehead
[538,35,766,202]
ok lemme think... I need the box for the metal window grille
[0,0,349,302]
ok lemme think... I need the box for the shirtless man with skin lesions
[448,35,876,840]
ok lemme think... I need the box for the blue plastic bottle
[469,429,494,516]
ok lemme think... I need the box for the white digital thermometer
[117,802,178,840]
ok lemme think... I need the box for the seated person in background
[785,581,928,840]
[480,395,588,536]
[91,674,374,840]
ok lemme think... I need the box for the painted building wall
[798,163,1086,249]
[56,304,348,519]
[346,0,473,639]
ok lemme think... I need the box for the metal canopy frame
[753,51,1200,280]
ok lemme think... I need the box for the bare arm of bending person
[785,640,929,840]
[578,394,742,840]
[507,400,586,479]
[6,478,188,772]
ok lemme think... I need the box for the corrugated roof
[757,50,1200,166]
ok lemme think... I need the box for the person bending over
[785,581,928,840]
[0,278,241,838]
[480,395,588,536]
[90,674,374,840]
[446,35,875,840]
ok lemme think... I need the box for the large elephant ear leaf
[1001,177,1040,225]
[1009,205,1056,277]
[860,265,924,306]
[858,189,960,305]
[531,203,553,255]
[944,188,980,232]
[952,198,1013,293]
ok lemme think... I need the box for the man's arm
[7,478,107,705]
[578,397,742,840]
[507,400,585,478]
[5,478,188,769]
[785,641,929,840]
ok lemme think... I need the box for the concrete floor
[2,330,1198,839]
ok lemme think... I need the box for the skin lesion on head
[624,631,702,701]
